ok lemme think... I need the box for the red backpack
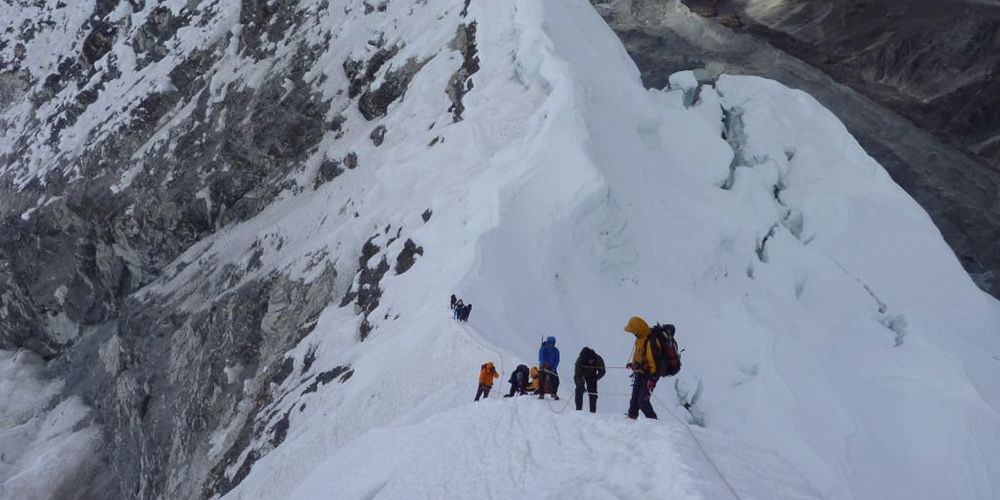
[648,323,681,377]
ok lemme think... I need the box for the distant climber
[450,294,458,310]
[504,364,531,397]
[461,303,472,322]
[573,347,606,413]
[624,316,658,419]
[537,336,560,400]
[527,366,541,394]
[454,299,465,320]
[475,362,499,401]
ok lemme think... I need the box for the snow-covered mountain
[1,0,999,499]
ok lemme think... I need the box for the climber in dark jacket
[573,347,606,412]
[504,364,530,397]
[537,336,560,400]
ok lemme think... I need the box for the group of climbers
[450,294,473,322]
[472,316,681,420]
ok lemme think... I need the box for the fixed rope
[651,393,743,500]
[459,321,506,381]
[456,309,740,498]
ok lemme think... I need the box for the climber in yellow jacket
[475,362,499,401]
[625,316,658,419]
[527,366,541,394]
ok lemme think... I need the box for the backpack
[648,323,681,377]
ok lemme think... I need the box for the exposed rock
[344,151,359,169]
[345,45,400,98]
[0,1,464,498]
[446,22,480,122]
[359,57,429,120]
[682,0,1000,169]
[314,158,344,188]
[340,237,391,340]
[370,124,387,146]
[394,239,423,275]
[302,365,353,394]
[0,258,54,358]
[81,21,116,69]
[132,6,192,68]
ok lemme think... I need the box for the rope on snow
[651,393,744,500]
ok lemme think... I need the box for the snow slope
[288,398,818,500]
[2,0,998,498]
[182,0,1000,499]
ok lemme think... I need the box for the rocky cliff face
[687,0,1000,167]
[591,0,1000,295]
[0,0,475,498]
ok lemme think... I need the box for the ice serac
[1,0,999,499]
[591,0,1000,298]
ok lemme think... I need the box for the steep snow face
[456,2,1000,499]
[208,1,1000,500]
[2,0,999,499]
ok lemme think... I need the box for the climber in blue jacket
[537,336,560,400]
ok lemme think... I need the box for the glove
[646,379,657,392]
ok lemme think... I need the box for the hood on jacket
[625,316,650,338]
[545,336,556,346]
[482,362,494,370]
[579,347,595,359]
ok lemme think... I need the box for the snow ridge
[215,1,1000,499]
[0,0,998,498]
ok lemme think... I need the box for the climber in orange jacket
[625,316,658,419]
[475,362,499,401]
